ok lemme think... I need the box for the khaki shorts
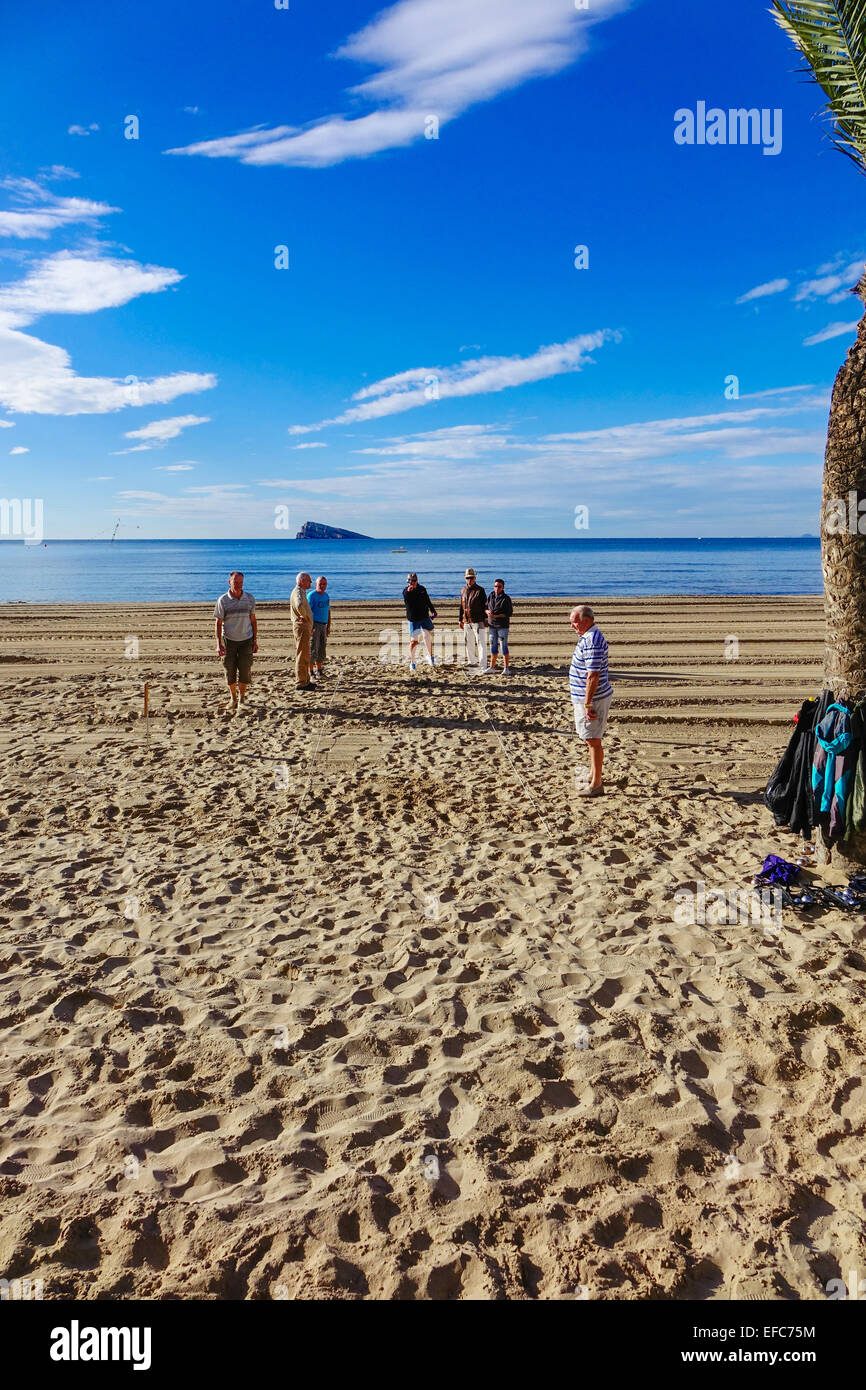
[573,692,612,740]
[223,637,254,685]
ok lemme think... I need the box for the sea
[0,537,822,603]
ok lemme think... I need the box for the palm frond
[771,0,866,173]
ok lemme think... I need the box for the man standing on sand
[401,572,438,672]
[458,567,488,674]
[569,605,613,796]
[214,570,258,714]
[290,571,316,691]
[486,578,514,675]
[309,575,331,679]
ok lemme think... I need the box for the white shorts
[573,692,613,740]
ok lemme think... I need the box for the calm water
[0,538,822,603]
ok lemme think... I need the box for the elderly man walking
[290,571,316,692]
[214,570,257,713]
[569,604,613,796]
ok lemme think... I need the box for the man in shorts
[402,572,437,672]
[569,605,613,796]
[486,578,513,674]
[309,575,331,678]
[214,570,257,713]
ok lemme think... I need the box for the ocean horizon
[0,537,823,603]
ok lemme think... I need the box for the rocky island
[295,521,372,540]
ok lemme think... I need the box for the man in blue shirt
[569,605,613,796]
[309,575,331,678]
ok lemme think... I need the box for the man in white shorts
[569,605,613,797]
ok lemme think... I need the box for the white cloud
[0,251,217,415]
[89,474,113,480]
[803,321,860,347]
[292,441,328,449]
[0,251,181,321]
[9,445,28,454]
[288,330,619,433]
[116,484,251,520]
[0,177,118,240]
[0,418,13,427]
[41,165,79,181]
[68,123,99,136]
[118,414,210,451]
[258,398,827,528]
[735,278,789,305]
[184,106,200,114]
[794,257,865,302]
[167,0,629,168]
[155,462,196,471]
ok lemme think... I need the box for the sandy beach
[1,594,864,1301]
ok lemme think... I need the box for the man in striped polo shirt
[569,605,613,797]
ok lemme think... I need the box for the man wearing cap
[401,571,438,672]
[290,571,316,692]
[214,570,258,713]
[458,568,488,674]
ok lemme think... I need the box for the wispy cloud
[0,176,118,240]
[735,277,789,305]
[68,123,99,136]
[259,395,827,531]
[288,330,619,433]
[154,462,196,471]
[0,250,216,415]
[292,442,328,449]
[9,445,28,454]
[803,320,859,347]
[116,483,251,520]
[114,414,211,453]
[167,0,630,168]
[736,254,866,313]
[794,256,864,303]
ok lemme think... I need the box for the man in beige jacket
[290,571,316,691]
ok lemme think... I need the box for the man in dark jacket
[486,578,514,675]
[458,567,488,673]
[402,572,437,672]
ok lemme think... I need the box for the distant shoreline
[0,593,824,607]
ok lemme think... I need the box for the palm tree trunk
[821,274,866,865]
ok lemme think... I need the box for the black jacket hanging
[764,692,831,835]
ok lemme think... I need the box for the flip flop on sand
[577,784,605,797]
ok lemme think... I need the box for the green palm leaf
[771,0,866,172]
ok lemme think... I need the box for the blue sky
[0,0,862,539]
